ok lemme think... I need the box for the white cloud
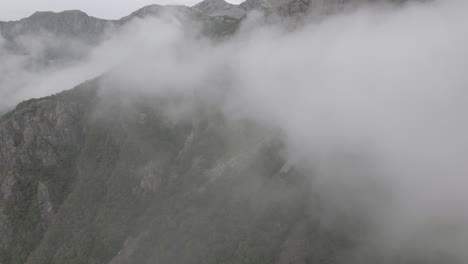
[2,0,468,260]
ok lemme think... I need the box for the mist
[2,0,468,261]
[0,31,102,112]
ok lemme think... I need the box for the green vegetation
[1,85,356,264]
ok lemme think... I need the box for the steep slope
[0,80,355,264]
[0,83,97,264]
[0,3,241,47]
[120,4,240,36]
[1,79,455,264]
[0,11,115,73]
[0,0,408,81]
[0,3,240,113]
[240,0,311,16]
[240,0,410,16]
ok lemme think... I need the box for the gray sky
[0,0,242,21]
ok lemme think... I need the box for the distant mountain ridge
[193,0,247,20]
[0,0,408,60]
[0,1,242,45]
[0,0,243,99]
[0,0,408,33]
[0,0,411,56]
[0,10,114,44]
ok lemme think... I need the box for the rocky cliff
[0,78,453,264]
[0,79,357,264]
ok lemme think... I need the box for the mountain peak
[122,4,203,21]
[0,8,113,44]
[193,0,246,19]
[240,0,311,16]
[193,0,230,7]
[128,4,163,16]
[28,9,90,20]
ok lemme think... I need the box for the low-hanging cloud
[2,0,468,261]
[0,31,99,112]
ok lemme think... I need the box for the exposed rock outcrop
[0,80,347,264]
[0,10,115,44]
[193,0,247,20]
[0,83,95,264]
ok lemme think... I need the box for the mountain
[0,0,405,43]
[0,0,448,264]
[0,80,351,264]
[0,2,240,112]
[193,0,247,20]
[0,4,236,43]
[0,3,243,78]
[240,0,310,16]
[0,76,453,264]
[120,4,240,35]
[0,0,408,64]
[0,11,113,72]
[0,1,249,44]
[0,10,115,43]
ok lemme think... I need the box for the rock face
[0,2,240,113]
[0,84,95,264]
[120,4,205,24]
[0,80,450,264]
[0,2,244,45]
[0,12,114,84]
[37,182,54,226]
[239,0,408,16]
[0,0,408,47]
[120,4,240,36]
[240,0,311,16]
[193,0,247,20]
[0,3,238,76]
[0,10,115,43]
[0,77,359,264]
[0,0,407,81]
[0,68,372,264]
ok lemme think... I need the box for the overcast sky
[0,0,242,21]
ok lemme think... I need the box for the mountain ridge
[2,0,402,24]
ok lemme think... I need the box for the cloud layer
[2,0,468,261]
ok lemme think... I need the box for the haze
[2,0,468,261]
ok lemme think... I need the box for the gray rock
[37,182,54,226]
[240,0,311,15]
[193,0,247,20]
[0,84,94,264]
[0,10,115,43]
